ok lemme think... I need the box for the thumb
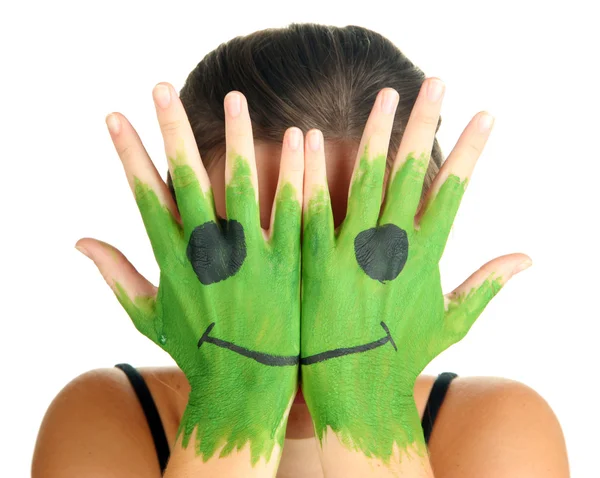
[75,237,159,342]
[442,252,532,346]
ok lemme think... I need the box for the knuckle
[133,180,155,203]
[306,152,324,172]
[415,112,439,127]
[359,175,382,191]
[466,141,482,157]
[117,143,136,162]
[367,131,391,157]
[171,166,198,190]
[159,118,183,135]
[227,127,250,143]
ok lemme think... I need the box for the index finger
[417,111,494,256]
[152,82,216,239]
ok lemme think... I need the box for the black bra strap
[115,363,170,473]
[421,372,458,445]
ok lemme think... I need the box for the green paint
[114,153,301,465]
[301,149,503,462]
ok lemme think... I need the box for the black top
[114,363,458,474]
[114,363,171,473]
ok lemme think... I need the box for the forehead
[252,139,361,190]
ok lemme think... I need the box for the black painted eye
[187,218,247,285]
[354,224,409,283]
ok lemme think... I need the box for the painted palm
[301,147,503,461]
[115,151,301,465]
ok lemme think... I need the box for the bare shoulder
[424,375,570,478]
[32,368,570,478]
[32,366,185,478]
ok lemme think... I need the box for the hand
[300,79,531,462]
[76,84,304,466]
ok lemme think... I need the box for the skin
[116,154,301,465]
[300,79,511,474]
[31,81,570,477]
[296,81,540,476]
[67,86,305,476]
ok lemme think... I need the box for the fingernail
[153,84,171,109]
[105,113,121,135]
[513,258,532,274]
[226,92,241,117]
[76,245,92,260]
[382,89,399,114]
[479,113,494,132]
[309,130,322,152]
[427,79,445,102]
[288,128,301,151]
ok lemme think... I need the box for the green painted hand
[300,82,531,462]
[78,86,304,466]
[121,157,300,464]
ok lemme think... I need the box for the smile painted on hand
[190,221,408,366]
[197,320,398,366]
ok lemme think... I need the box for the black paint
[300,322,397,365]
[354,224,409,283]
[187,218,247,285]
[197,321,397,367]
[197,323,300,366]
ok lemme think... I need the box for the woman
[32,23,569,477]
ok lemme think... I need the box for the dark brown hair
[168,22,442,204]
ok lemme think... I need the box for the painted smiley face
[192,221,408,366]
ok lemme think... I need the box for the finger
[269,127,304,251]
[224,91,261,246]
[75,237,161,345]
[380,78,445,230]
[342,88,399,236]
[152,82,216,239]
[442,252,532,347]
[105,112,183,266]
[303,129,334,259]
[416,112,494,254]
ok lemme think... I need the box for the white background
[1,1,598,476]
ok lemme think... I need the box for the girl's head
[167,22,442,228]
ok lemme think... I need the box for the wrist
[309,391,425,459]
[165,424,283,478]
[302,361,425,461]
[178,371,296,465]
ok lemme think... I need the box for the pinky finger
[75,237,160,344]
[442,252,532,348]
